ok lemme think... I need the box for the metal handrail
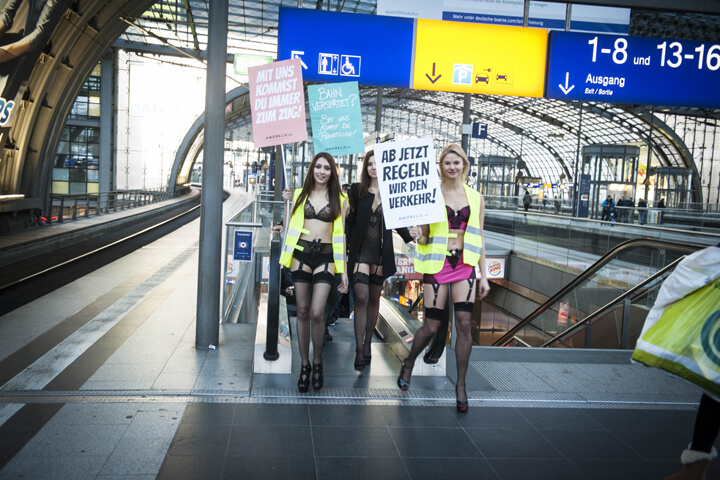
[492,238,706,347]
[540,258,681,348]
[264,232,282,360]
[48,188,172,224]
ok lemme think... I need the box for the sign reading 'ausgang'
[546,30,720,109]
[278,7,720,109]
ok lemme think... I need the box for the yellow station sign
[413,19,548,97]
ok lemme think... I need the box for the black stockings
[353,264,383,358]
[402,280,476,400]
[691,393,720,453]
[293,279,332,368]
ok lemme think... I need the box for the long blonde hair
[438,143,470,183]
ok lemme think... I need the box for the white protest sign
[375,138,445,229]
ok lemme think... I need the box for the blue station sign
[277,7,415,89]
[546,31,720,109]
[233,230,253,262]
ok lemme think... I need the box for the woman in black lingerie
[346,150,413,371]
[272,152,348,392]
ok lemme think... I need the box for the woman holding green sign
[273,152,348,392]
[346,150,414,372]
[398,143,490,413]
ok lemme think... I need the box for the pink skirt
[423,250,476,285]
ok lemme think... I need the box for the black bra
[304,201,334,222]
[446,205,470,230]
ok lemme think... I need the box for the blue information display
[277,7,414,89]
[546,31,720,109]
[233,231,253,262]
[577,174,591,218]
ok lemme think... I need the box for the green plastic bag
[632,246,720,396]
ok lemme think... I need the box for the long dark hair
[292,152,342,219]
[357,150,374,199]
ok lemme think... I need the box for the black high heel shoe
[456,386,468,413]
[312,362,324,390]
[397,360,412,391]
[363,354,372,366]
[298,363,312,393]
[354,353,366,372]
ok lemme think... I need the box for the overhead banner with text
[374,138,445,229]
[248,57,307,148]
[307,81,365,156]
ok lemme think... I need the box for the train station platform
[0,190,718,480]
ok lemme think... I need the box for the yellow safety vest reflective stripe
[279,190,346,273]
[414,185,482,275]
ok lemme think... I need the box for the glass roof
[117,1,720,197]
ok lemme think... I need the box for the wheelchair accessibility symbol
[340,55,361,77]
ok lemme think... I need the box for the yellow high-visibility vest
[279,189,346,273]
[414,185,483,275]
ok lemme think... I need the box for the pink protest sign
[249,57,307,148]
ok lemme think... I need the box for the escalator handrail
[492,238,706,347]
[540,256,682,348]
[264,233,282,360]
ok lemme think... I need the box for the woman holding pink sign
[398,143,490,413]
[346,150,414,372]
[273,152,348,392]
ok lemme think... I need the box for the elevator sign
[277,7,415,89]
[546,31,720,109]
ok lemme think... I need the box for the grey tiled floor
[1,189,717,479]
[156,402,719,480]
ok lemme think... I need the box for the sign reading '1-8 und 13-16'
[545,30,720,109]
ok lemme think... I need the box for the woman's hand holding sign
[271,188,293,234]
[408,225,421,240]
[408,225,427,244]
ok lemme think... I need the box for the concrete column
[375,87,383,138]
[196,0,228,348]
[572,104,583,217]
[99,52,115,196]
[461,93,471,153]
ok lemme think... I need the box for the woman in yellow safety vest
[272,152,348,392]
[398,143,491,412]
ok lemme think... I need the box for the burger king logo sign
[475,257,505,279]
[488,260,503,277]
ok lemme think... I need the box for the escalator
[492,238,709,349]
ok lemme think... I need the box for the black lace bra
[446,205,470,230]
[304,200,334,222]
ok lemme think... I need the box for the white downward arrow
[559,72,575,95]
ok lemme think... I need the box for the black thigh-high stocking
[691,393,720,453]
[309,281,332,366]
[293,280,313,367]
[400,317,442,384]
[400,283,447,384]
[352,271,370,358]
[451,278,476,403]
[363,265,384,358]
[453,309,472,402]
[364,282,383,358]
